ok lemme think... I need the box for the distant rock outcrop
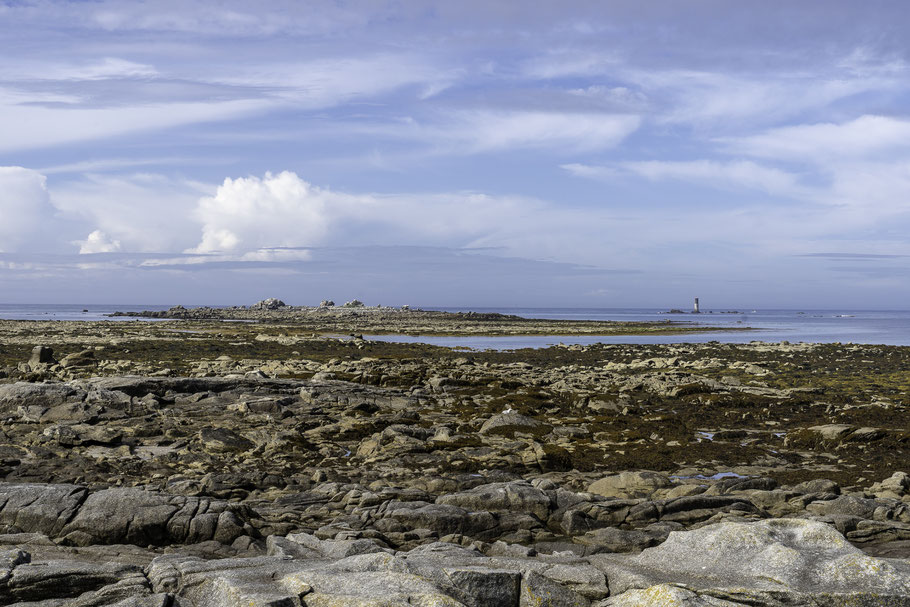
[252,298,286,310]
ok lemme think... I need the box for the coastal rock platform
[0,312,907,604]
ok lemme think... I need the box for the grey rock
[381,502,497,540]
[870,472,910,499]
[592,518,910,604]
[2,557,145,603]
[805,494,878,519]
[806,423,855,441]
[522,570,590,607]
[28,346,56,366]
[252,298,287,310]
[199,427,255,453]
[603,584,740,606]
[479,413,546,435]
[436,481,552,520]
[0,484,88,537]
[587,471,672,499]
[0,382,84,410]
[60,349,98,369]
[445,566,521,607]
[285,532,386,559]
[791,478,841,495]
[48,486,252,547]
[574,527,667,553]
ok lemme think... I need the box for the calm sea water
[0,304,908,348]
[0,304,173,322]
[374,307,910,349]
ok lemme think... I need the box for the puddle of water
[695,431,715,441]
[705,472,748,480]
[672,471,748,481]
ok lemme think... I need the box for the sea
[1,304,909,350]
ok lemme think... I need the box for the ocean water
[0,304,908,348]
[0,304,173,322]
[372,307,910,349]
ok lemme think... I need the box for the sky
[1,0,909,308]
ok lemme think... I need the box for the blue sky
[1,0,909,308]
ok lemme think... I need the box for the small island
[108,299,748,337]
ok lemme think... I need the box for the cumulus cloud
[184,170,567,262]
[77,230,122,254]
[0,167,57,252]
[189,171,339,253]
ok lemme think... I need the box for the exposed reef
[0,316,907,605]
[107,303,746,336]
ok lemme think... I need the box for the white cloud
[567,85,648,108]
[609,58,905,128]
[0,57,157,82]
[825,160,910,215]
[77,230,122,254]
[721,115,910,162]
[571,159,808,198]
[463,111,640,152]
[86,1,369,35]
[523,50,621,79]
[37,156,219,175]
[189,171,337,253]
[209,54,456,107]
[655,71,876,125]
[365,111,641,154]
[70,57,158,80]
[138,248,313,267]
[0,99,271,153]
[560,163,619,180]
[187,171,558,257]
[0,167,57,252]
[51,173,210,252]
[0,87,82,106]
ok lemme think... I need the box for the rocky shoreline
[0,313,907,604]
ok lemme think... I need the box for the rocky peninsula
[0,305,907,605]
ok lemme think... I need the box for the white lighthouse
[693,297,700,313]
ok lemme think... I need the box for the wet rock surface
[0,317,907,604]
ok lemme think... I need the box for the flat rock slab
[593,518,910,605]
[0,484,252,547]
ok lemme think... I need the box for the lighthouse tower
[693,297,700,313]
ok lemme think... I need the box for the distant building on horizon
[693,297,700,313]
